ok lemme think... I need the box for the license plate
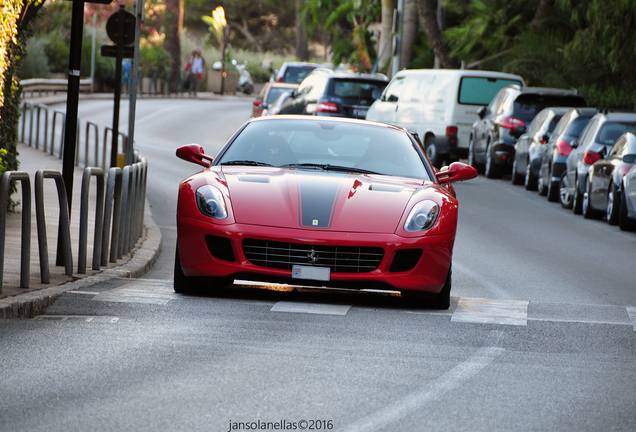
[292,265,330,281]
[353,108,367,118]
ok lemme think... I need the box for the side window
[609,137,625,156]
[486,90,504,115]
[528,111,548,133]
[578,118,599,146]
[402,76,434,102]
[297,75,316,96]
[496,92,513,115]
[383,77,405,102]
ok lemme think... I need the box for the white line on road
[271,301,351,315]
[451,298,529,326]
[337,330,504,432]
[627,307,636,331]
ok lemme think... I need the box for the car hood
[221,167,426,233]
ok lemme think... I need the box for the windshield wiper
[221,160,273,167]
[281,163,379,175]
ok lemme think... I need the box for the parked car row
[475,102,636,231]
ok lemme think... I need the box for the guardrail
[20,78,93,97]
[0,102,149,294]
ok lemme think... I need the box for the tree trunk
[296,0,309,61]
[165,0,184,93]
[378,0,395,70]
[228,19,264,53]
[416,0,459,69]
[532,0,555,28]
[400,0,418,69]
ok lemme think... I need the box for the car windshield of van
[458,77,523,105]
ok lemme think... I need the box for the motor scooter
[232,60,254,95]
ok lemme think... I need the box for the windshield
[217,119,432,180]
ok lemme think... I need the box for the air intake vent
[205,235,236,262]
[389,249,423,272]
[242,239,384,273]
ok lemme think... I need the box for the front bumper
[177,214,455,294]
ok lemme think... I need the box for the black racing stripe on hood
[297,172,346,228]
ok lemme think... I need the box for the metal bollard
[0,172,32,292]
[34,104,49,151]
[118,165,131,259]
[102,167,123,265]
[34,170,73,283]
[85,121,99,168]
[78,167,105,273]
[51,110,66,158]
[20,101,34,144]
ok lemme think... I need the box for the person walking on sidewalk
[185,49,205,96]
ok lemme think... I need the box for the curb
[0,201,163,319]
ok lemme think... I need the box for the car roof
[309,68,389,81]
[394,69,524,80]
[509,85,581,96]
[250,114,406,132]
[594,111,636,122]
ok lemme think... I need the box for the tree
[0,0,45,208]
[377,0,394,70]
[165,0,184,92]
[400,0,419,69]
[416,0,458,68]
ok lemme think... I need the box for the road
[1,97,635,432]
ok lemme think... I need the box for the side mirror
[436,162,478,184]
[571,138,579,149]
[476,106,487,119]
[176,144,213,168]
[623,154,636,163]
[511,126,526,139]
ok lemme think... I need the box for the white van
[365,69,524,167]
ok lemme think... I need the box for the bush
[18,36,51,79]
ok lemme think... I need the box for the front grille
[242,239,384,273]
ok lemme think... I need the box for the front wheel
[511,157,524,185]
[547,165,559,202]
[572,178,584,215]
[559,174,573,209]
[582,177,601,219]
[619,188,636,231]
[401,266,452,310]
[174,246,232,294]
[468,137,484,174]
[607,182,620,225]
[485,143,503,179]
[524,160,538,191]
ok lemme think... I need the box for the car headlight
[404,200,440,232]
[196,185,227,219]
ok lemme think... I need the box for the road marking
[451,298,529,326]
[33,315,135,323]
[337,330,504,432]
[92,280,178,305]
[271,301,351,315]
[627,307,636,331]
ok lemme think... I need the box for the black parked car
[562,110,636,214]
[538,108,597,203]
[469,85,587,179]
[277,69,388,119]
[512,107,570,190]
[582,132,636,222]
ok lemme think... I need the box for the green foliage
[139,45,173,75]
[18,36,51,79]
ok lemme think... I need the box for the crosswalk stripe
[451,298,529,326]
[271,301,351,315]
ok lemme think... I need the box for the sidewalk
[0,92,169,319]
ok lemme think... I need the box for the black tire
[425,136,444,168]
[559,174,573,209]
[524,160,537,191]
[572,177,584,215]
[401,266,452,310]
[485,143,503,179]
[547,166,559,202]
[606,182,620,225]
[538,172,548,196]
[582,177,601,219]
[468,136,484,174]
[174,246,231,294]
[511,157,524,185]
[619,189,636,231]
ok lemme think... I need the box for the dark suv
[469,85,587,178]
[561,110,636,214]
[277,69,388,119]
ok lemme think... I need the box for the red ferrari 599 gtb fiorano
[175,116,477,309]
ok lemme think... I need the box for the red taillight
[276,77,282,83]
[446,126,458,147]
[315,102,340,114]
[253,100,261,107]
[555,138,572,156]
[499,116,525,131]
[583,150,602,165]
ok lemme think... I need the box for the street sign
[101,45,134,58]
[106,8,136,46]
